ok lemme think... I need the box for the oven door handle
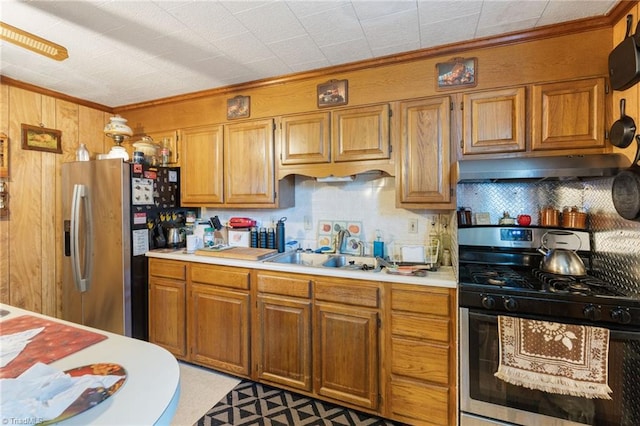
[467,308,640,340]
[467,309,499,323]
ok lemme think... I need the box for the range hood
[457,153,631,183]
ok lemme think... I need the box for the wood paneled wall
[0,84,111,316]
[612,4,640,163]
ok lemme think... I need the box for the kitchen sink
[265,251,332,267]
[321,255,376,270]
[265,251,377,271]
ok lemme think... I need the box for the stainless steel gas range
[458,226,640,426]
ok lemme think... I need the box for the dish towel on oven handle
[494,316,612,399]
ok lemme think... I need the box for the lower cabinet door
[189,283,250,376]
[149,277,186,358]
[256,294,312,391]
[314,302,379,410]
[389,378,449,425]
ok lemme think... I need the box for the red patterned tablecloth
[0,315,107,378]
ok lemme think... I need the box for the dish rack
[426,237,440,265]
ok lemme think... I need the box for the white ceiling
[0,0,619,108]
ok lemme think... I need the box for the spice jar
[562,206,587,229]
[540,206,560,227]
[457,207,472,226]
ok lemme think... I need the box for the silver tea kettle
[537,231,587,276]
[166,226,184,247]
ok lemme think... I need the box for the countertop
[0,304,180,425]
[146,249,457,288]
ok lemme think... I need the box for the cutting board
[195,246,277,260]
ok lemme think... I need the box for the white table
[0,303,180,425]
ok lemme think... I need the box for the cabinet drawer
[391,312,450,343]
[391,337,449,385]
[314,279,379,308]
[257,273,311,298]
[149,259,186,280]
[391,286,450,317]
[190,264,250,289]
[389,378,449,425]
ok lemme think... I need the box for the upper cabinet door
[146,130,179,165]
[332,104,390,162]
[280,112,331,165]
[462,87,526,155]
[224,118,275,204]
[531,77,605,151]
[180,125,224,204]
[397,96,451,205]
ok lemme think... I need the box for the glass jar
[442,249,452,266]
[203,227,215,248]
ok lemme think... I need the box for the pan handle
[634,135,640,166]
[626,14,633,38]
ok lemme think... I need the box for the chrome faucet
[334,227,351,254]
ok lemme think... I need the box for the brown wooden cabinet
[332,104,391,162]
[396,96,453,208]
[458,77,607,158]
[531,77,606,151]
[224,118,280,205]
[181,120,294,208]
[188,263,251,376]
[148,259,187,358]
[255,272,313,391]
[314,278,380,410]
[180,124,224,204]
[145,129,180,165]
[149,258,456,422]
[280,112,331,165]
[386,284,456,426]
[277,104,393,178]
[461,86,526,156]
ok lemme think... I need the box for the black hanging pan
[610,98,636,148]
[612,135,640,221]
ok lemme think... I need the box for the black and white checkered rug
[195,380,404,426]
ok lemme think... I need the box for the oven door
[460,308,640,426]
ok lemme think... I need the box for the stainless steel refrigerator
[62,158,182,340]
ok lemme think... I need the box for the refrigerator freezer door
[62,159,132,336]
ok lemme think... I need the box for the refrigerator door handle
[70,184,94,292]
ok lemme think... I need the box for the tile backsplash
[202,175,453,261]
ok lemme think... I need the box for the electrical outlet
[304,215,313,231]
[408,218,418,233]
[439,213,449,228]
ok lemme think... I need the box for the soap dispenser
[373,229,384,258]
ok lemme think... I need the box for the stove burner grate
[466,265,534,289]
[531,269,626,297]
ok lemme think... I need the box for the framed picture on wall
[21,124,62,154]
[436,57,477,90]
[227,95,250,120]
[317,79,348,108]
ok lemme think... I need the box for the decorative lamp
[103,115,133,160]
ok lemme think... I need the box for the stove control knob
[481,295,496,309]
[611,307,631,324]
[583,304,602,321]
[503,297,518,312]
